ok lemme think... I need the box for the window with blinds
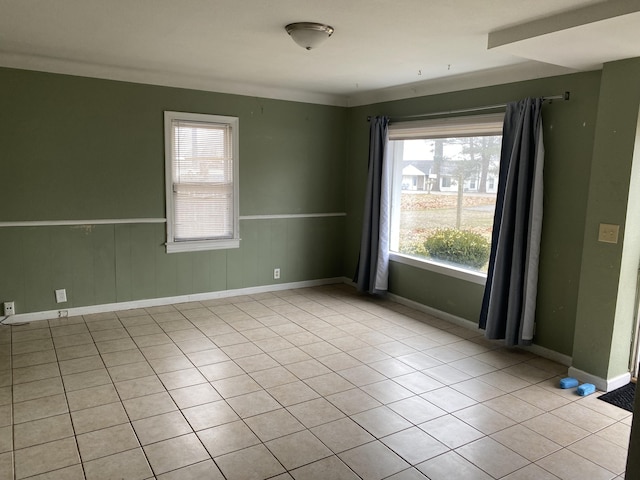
[164,111,239,253]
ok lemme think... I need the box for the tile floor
[0,284,631,479]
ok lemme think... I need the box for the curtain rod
[367,91,570,122]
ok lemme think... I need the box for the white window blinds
[165,112,239,253]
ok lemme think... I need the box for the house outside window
[164,111,240,253]
[388,113,503,276]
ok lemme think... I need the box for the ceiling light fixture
[285,22,334,50]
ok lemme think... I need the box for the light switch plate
[598,223,619,244]
[55,289,67,303]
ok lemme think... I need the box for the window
[164,111,239,253]
[388,114,503,274]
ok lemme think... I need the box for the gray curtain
[354,116,390,294]
[479,98,544,346]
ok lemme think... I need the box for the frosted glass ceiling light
[285,22,334,50]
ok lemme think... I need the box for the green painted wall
[346,72,602,356]
[0,68,347,313]
[572,59,640,379]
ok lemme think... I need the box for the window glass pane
[390,133,502,272]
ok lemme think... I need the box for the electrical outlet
[274,268,281,280]
[58,310,68,318]
[55,289,67,303]
[4,302,15,316]
[598,223,620,244]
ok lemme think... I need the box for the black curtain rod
[367,91,570,122]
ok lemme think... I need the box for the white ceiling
[0,0,638,106]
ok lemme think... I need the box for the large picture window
[388,114,503,274]
[164,111,239,253]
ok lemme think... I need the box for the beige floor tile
[484,393,545,422]
[339,441,410,480]
[338,365,387,387]
[108,361,154,382]
[58,355,105,375]
[457,437,530,478]
[387,396,446,424]
[597,422,632,448]
[169,382,221,409]
[512,385,572,411]
[311,417,375,453]
[77,423,140,461]
[290,455,360,480]
[134,333,173,348]
[288,398,345,428]
[148,354,193,373]
[52,333,93,349]
[450,378,505,402]
[14,413,74,449]
[211,374,262,398]
[317,352,363,371]
[419,414,484,449]
[453,403,516,435]
[420,386,477,412]
[13,394,68,424]
[361,379,415,403]
[382,427,448,465]
[423,364,472,385]
[491,424,562,461]
[13,362,59,384]
[159,367,207,390]
[325,388,382,416]
[12,338,54,356]
[95,337,138,354]
[250,366,298,389]
[392,372,444,395]
[368,358,416,378]
[577,394,631,421]
[568,434,628,475]
[199,360,244,382]
[14,437,80,479]
[122,391,178,420]
[416,450,492,480]
[286,359,332,380]
[0,452,13,480]
[182,400,239,430]
[0,426,10,454]
[126,323,164,337]
[477,370,531,392]
[536,448,616,480]
[267,346,312,364]
[12,349,57,369]
[66,384,120,411]
[156,459,225,480]
[62,368,111,392]
[266,430,332,470]
[84,447,152,480]
[26,464,85,480]
[186,348,230,367]
[132,410,192,445]
[13,376,64,403]
[268,381,321,407]
[352,406,412,438]
[235,353,279,372]
[55,343,99,361]
[244,408,306,442]
[90,327,130,342]
[221,342,263,359]
[304,372,355,396]
[198,420,260,457]
[100,348,146,367]
[114,374,165,399]
[71,401,130,434]
[523,413,591,446]
[215,444,285,480]
[550,402,616,433]
[140,343,182,359]
[226,390,280,418]
[501,463,562,480]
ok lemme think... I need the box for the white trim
[386,289,572,367]
[239,213,346,220]
[0,218,166,228]
[0,52,347,107]
[4,277,345,325]
[568,367,631,393]
[389,252,487,285]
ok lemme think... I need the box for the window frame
[164,111,240,253]
[387,113,504,283]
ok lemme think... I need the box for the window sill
[166,238,240,253]
[389,252,487,285]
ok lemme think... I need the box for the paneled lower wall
[0,216,345,315]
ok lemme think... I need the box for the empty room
[1,1,640,479]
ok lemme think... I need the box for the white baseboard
[4,277,345,325]
[568,367,631,393]
[385,291,572,367]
